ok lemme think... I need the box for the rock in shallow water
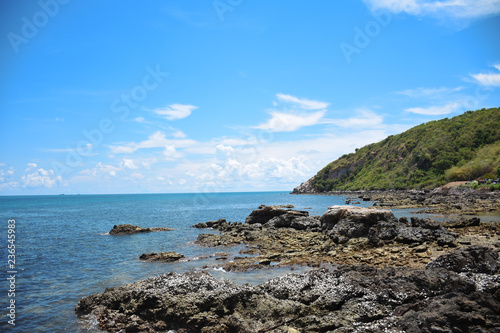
[108,224,173,235]
[139,251,185,262]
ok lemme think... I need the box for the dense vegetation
[310,107,500,191]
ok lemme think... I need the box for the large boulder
[321,206,397,241]
[245,205,290,224]
[109,224,173,235]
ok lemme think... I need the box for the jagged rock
[292,178,316,194]
[139,251,185,262]
[245,205,290,224]
[426,245,499,274]
[108,224,173,235]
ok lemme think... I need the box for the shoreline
[291,187,500,216]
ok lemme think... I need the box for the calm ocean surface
[0,191,369,332]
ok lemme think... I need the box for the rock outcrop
[76,246,500,332]
[139,251,185,262]
[321,205,457,247]
[109,224,173,235]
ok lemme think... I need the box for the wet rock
[426,245,499,274]
[139,251,184,262]
[191,222,208,228]
[108,224,173,235]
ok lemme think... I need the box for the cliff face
[293,107,500,193]
[292,177,316,194]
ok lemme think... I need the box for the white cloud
[163,145,183,160]
[215,144,234,160]
[120,158,138,169]
[330,109,384,128]
[405,102,461,115]
[26,163,37,171]
[133,117,146,123]
[130,172,145,179]
[150,104,198,120]
[396,86,464,97]
[255,110,326,132]
[79,162,122,178]
[108,131,197,155]
[22,164,63,188]
[471,64,500,87]
[363,0,500,19]
[0,168,15,183]
[171,129,187,138]
[276,93,329,110]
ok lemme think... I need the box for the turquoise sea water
[0,191,368,332]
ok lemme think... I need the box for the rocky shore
[76,245,500,332]
[77,202,500,332]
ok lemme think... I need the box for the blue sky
[1,0,499,195]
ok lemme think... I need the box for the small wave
[99,232,109,236]
[213,267,227,272]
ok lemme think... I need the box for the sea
[0,191,498,332]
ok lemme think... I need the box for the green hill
[293,107,500,192]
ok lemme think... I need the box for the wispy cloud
[255,94,329,132]
[276,93,329,110]
[133,117,147,123]
[255,110,326,132]
[363,0,500,19]
[405,102,461,115]
[108,131,197,155]
[471,64,500,87]
[149,104,198,120]
[396,86,464,97]
[329,109,384,128]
